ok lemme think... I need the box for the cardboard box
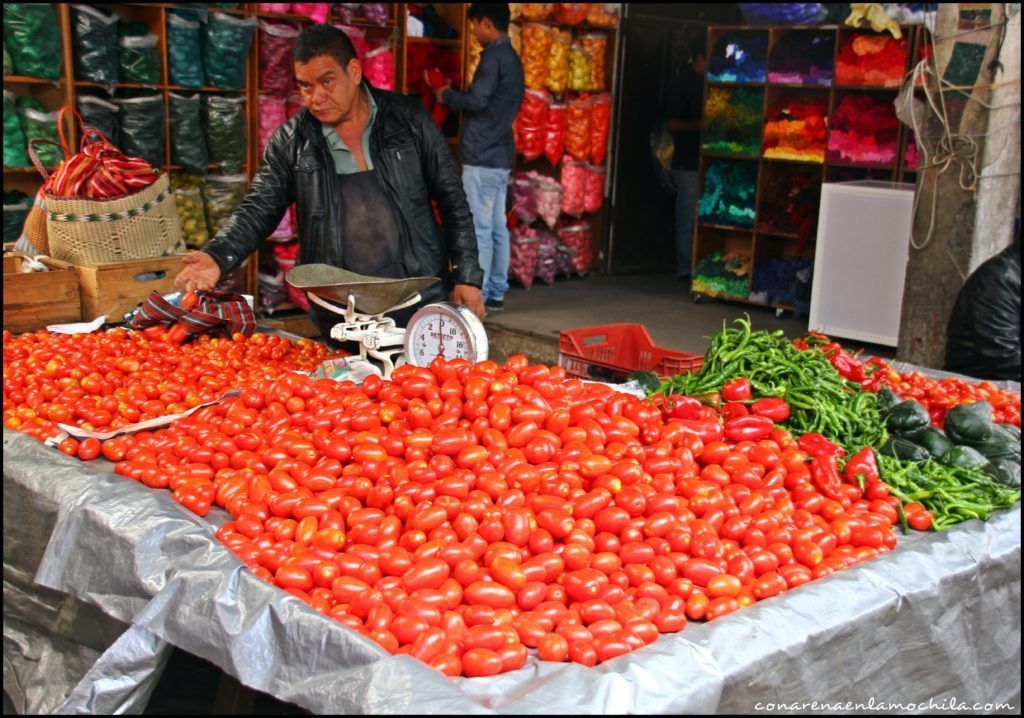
[76,255,185,322]
[3,253,82,333]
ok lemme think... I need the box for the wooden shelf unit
[691,24,925,312]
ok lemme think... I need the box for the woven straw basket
[46,173,181,265]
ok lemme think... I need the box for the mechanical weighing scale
[285,264,488,377]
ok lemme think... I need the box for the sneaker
[484,299,505,312]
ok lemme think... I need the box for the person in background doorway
[666,36,707,282]
[435,4,524,313]
[944,229,1021,382]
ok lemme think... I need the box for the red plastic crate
[558,324,703,382]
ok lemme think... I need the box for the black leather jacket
[201,83,483,305]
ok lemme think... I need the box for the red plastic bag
[590,93,611,164]
[584,162,605,214]
[510,226,540,288]
[516,89,549,161]
[566,94,593,161]
[259,20,300,97]
[362,41,394,90]
[544,102,566,165]
[558,220,593,274]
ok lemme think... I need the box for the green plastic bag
[203,94,247,173]
[167,11,206,89]
[119,33,161,85]
[3,4,62,81]
[77,95,120,147]
[3,91,29,168]
[3,190,31,244]
[116,95,165,168]
[169,92,209,175]
[17,97,62,169]
[3,46,12,75]
[202,173,248,237]
[203,12,256,90]
[71,4,120,85]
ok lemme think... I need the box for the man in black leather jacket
[944,230,1021,382]
[174,24,486,327]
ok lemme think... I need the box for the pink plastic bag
[535,230,557,285]
[276,241,310,310]
[558,221,593,274]
[362,42,395,91]
[259,94,287,155]
[290,3,329,24]
[269,206,294,241]
[533,174,563,229]
[259,20,300,97]
[584,163,605,214]
[258,3,292,13]
[560,157,587,217]
[359,3,390,25]
[510,226,540,288]
[511,173,538,224]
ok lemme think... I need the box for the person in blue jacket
[435,4,525,312]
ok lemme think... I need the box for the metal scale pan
[284,264,439,316]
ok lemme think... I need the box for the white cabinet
[809,181,916,346]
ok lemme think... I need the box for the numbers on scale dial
[412,312,471,364]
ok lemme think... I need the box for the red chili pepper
[670,396,703,420]
[797,433,844,459]
[810,454,844,501]
[672,419,724,444]
[723,415,774,443]
[750,397,790,423]
[719,402,750,421]
[721,378,752,402]
[843,447,879,491]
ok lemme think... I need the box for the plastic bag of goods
[535,230,558,285]
[203,13,256,89]
[203,173,248,236]
[71,5,119,85]
[584,162,605,214]
[511,173,538,224]
[330,3,359,24]
[520,3,553,21]
[359,4,390,25]
[172,184,210,248]
[555,242,576,277]
[269,206,294,241]
[3,190,31,244]
[203,94,247,173]
[522,23,552,91]
[116,95,165,169]
[3,47,11,76]
[290,3,330,24]
[533,174,564,229]
[554,3,589,25]
[362,42,394,91]
[587,3,620,27]
[18,98,62,169]
[3,4,62,81]
[510,227,540,288]
[560,158,587,217]
[3,91,29,168]
[259,95,287,155]
[558,220,593,274]
[543,102,566,166]
[275,241,310,310]
[510,23,522,56]
[286,93,306,118]
[77,96,120,147]
[510,3,523,20]
[169,92,209,175]
[167,11,205,89]
[580,33,607,90]
[259,264,289,313]
[259,21,300,96]
[565,94,593,161]
[516,89,549,161]
[119,33,161,85]
[545,28,570,94]
[590,93,611,164]
[258,3,292,12]
[569,44,593,92]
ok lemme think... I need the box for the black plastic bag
[3,90,29,168]
[77,95,120,147]
[169,92,209,175]
[203,12,256,90]
[3,4,62,81]
[203,94,247,172]
[119,33,161,85]
[3,190,31,244]
[167,10,206,89]
[71,4,119,86]
[117,95,165,168]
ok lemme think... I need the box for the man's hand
[434,82,451,104]
[451,284,486,321]
[173,251,222,293]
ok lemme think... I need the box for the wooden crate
[76,255,185,322]
[3,254,82,333]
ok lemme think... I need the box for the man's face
[295,54,362,124]
[470,18,494,46]
[692,53,708,76]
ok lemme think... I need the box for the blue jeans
[672,169,698,278]
[462,165,511,302]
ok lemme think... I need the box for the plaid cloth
[127,291,257,339]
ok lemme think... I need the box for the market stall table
[3,380,1020,713]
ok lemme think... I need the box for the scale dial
[404,302,488,366]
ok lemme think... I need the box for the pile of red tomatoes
[2,328,339,442]
[67,355,903,677]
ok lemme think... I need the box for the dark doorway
[607,4,740,274]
